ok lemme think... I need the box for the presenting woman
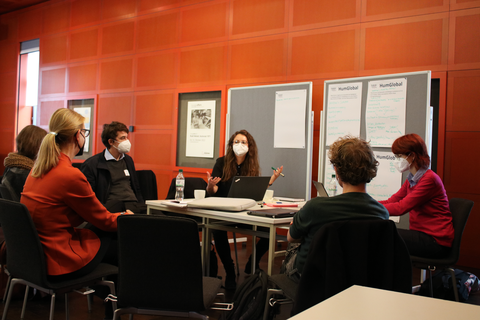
[21,108,132,319]
[379,133,453,258]
[207,129,283,290]
[2,125,46,201]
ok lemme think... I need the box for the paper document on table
[161,200,189,208]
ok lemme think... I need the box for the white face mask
[233,143,248,157]
[114,139,131,154]
[394,157,410,173]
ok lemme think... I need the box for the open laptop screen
[227,176,271,201]
[312,181,329,198]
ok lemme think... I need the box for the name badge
[124,169,130,176]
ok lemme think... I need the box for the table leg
[251,225,257,274]
[267,226,276,276]
[203,217,211,276]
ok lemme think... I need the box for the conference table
[289,285,480,319]
[145,200,300,276]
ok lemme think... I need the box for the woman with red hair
[379,133,453,258]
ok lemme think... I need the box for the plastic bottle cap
[179,169,183,172]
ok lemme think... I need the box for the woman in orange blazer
[21,108,132,280]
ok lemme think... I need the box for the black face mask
[76,133,85,157]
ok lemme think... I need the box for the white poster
[326,82,362,146]
[73,107,90,153]
[367,151,402,201]
[366,78,407,147]
[274,89,307,148]
[186,101,215,158]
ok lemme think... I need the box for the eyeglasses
[81,129,90,138]
[234,140,248,145]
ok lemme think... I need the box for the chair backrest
[116,215,205,311]
[0,199,48,286]
[136,170,158,200]
[445,198,474,264]
[0,184,14,201]
[165,177,207,199]
[292,218,412,315]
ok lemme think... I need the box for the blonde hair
[31,108,85,177]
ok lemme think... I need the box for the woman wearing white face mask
[379,133,453,258]
[206,129,283,290]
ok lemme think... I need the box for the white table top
[289,285,480,319]
[146,199,300,226]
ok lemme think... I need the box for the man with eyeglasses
[81,121,147,214]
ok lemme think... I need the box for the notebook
[312,181,329,198]
[247,208,296,218]
[227,176,271,201]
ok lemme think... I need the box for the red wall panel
[136,11,180,52]
[133,132,173,166]
[232,0,286,35]
[40,68,66,95]
[179,44,225,84]
[71,0,101,28]
[100,58,134,91]
[444,132,480,194]
[18,8,42,40]
[365,0,444,16]
[97,94,133,128]
[136,51,177,88]
[43,1,70,34]
[292,0,358,28]
[0,101,16,130]
[446,70,480,132]
[134,92,175,127]
[38,100,65,126]
[138,0,180,13]
[452,10,480,66]
[69,28,99,61]
[41,34,68,65]
[229,37,286,81]
[68,63,98,93]
[180,2,227,44]
[101,21,135,56]
[102,0,137,21]
[290,28,358,77]
[0,43,18,74]
[364,17,445,70]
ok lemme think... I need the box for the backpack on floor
[418,269,479,302]
[227,269,268,320]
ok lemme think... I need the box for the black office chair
[136,169,158,200]
[113,215,230,320]
[411,198,474,301]
[263,219,411,318]
[0,199,118,320]
[166,177,241,277]
[0,184,14,201]
[165,177,207,200]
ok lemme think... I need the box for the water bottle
[175,169,185,201]
[328,174,337,196]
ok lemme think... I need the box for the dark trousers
[397,228,450,258]
[212,228,270,275]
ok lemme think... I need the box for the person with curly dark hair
[379,133,453,258]
[207,129,283,290]
[286,135,389,282]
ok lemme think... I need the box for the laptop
[247,208,296,218]
[312,181,329,198]
[227,176,271,201]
